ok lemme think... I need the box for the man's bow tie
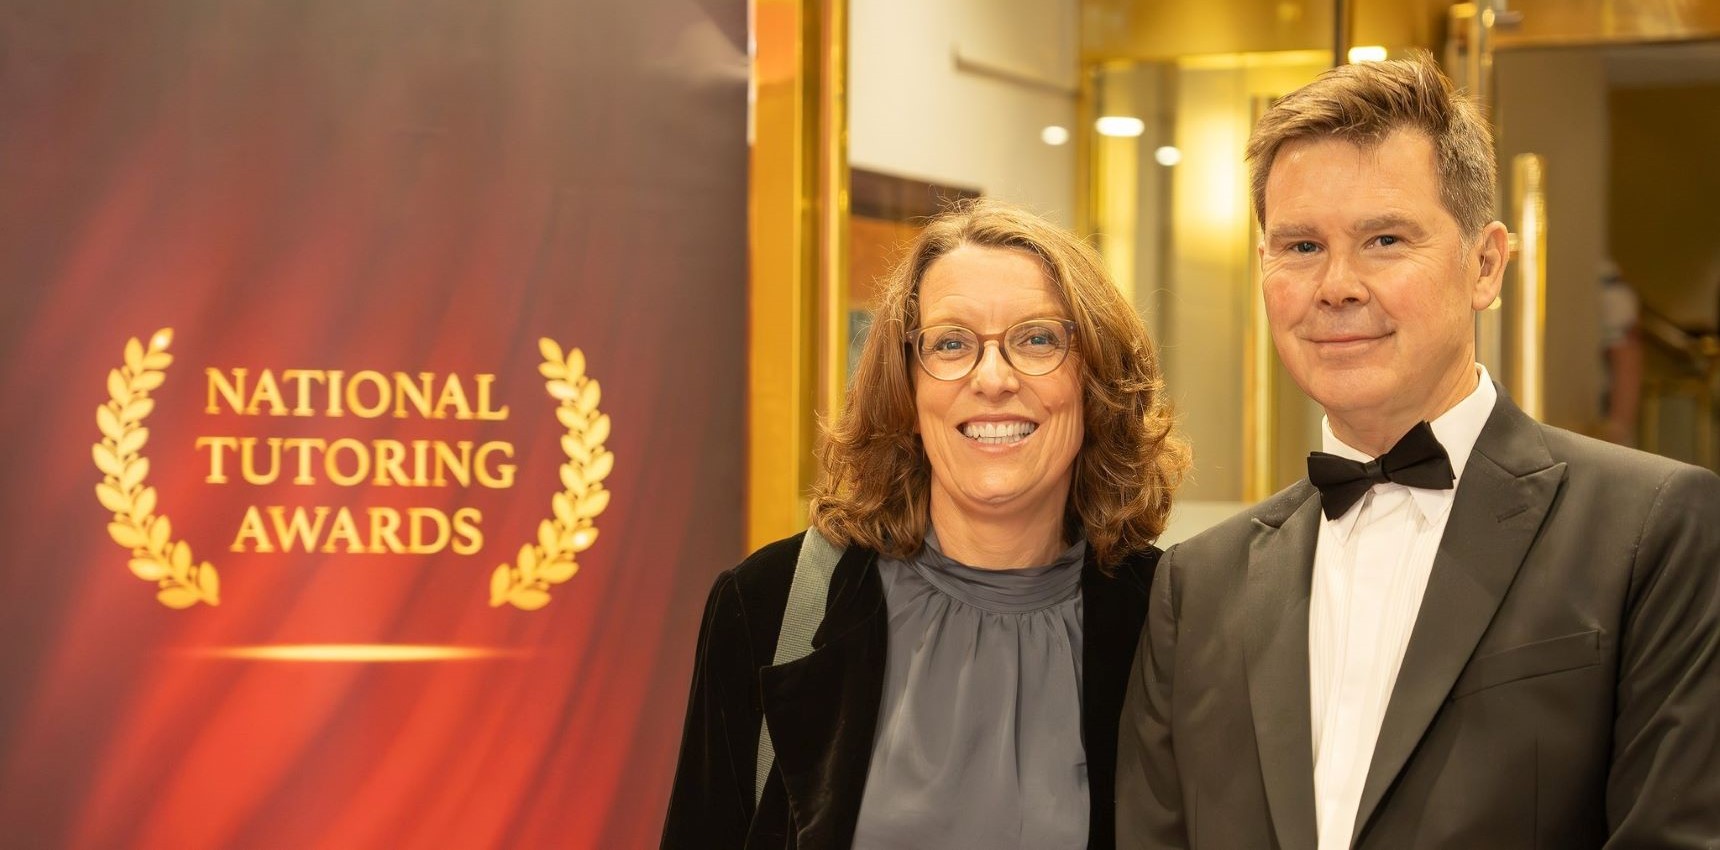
[1307,421,1455,520]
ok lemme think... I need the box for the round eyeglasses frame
[904,318,1078,381]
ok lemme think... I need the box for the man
[1117,54,1719,849]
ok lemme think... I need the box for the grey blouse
[851,529,1088,850]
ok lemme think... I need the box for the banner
[0,0,746,846]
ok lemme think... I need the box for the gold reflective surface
[749,0,849,550]
[1082,0,1444,63]
[1507,154,1549,420]
[1491,0,1720,47]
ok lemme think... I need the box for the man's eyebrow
[1350,215,1426,236]
[1264,222,1320,241]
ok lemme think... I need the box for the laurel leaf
[565,348,586,382]
[171,540,192,574]
[124,338,144,373]
[559,463,582,494]
[133,486,158,520]
[561,435,591,465]
[157,586,200,609]
[197,564,220,603]
[555,405,583,431]
[121,397,155,423]
[108,521,146,549]
[537,519,559,556]
[93,443,124,477]
[118,426,149,456]
[95,482,129,514]
[570,527,599,553]
[538,337,563,365]
[546,379,579,401]
[128,557,168,581]
[510,587,552,611]
[587,450,614,484]
[537,361,566,380]
[96,404,122,440]
[132,370,166,392]
[586,414,611,448]
[120,456,149,492]
[489,565,512,606]
[149,514,172,553]
[141,351,172,370]
[552,491,575,526]
[576,488,611,519]
[517,543,538,581]
[540,558,577,583]
[577,379,601,414]
[108,369,128,402]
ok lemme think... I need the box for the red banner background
[0,0,745,846]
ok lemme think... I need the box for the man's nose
[1315,252,1370,308]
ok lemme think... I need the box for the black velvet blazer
[661,531,1160,850]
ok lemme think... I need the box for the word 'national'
[206,369,509,420]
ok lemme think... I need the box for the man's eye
[1289,241,1319,254]
[1375,235,1400,247]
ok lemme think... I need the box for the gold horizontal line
[188,644,525,662]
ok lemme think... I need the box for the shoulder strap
[754,528,845,806]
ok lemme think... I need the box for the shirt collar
[1318,365,1498,535]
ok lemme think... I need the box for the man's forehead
[1263,131,1442,219]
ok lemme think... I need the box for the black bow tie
[1307,421,1455,520]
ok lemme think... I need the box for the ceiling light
[1095,116,1145,138]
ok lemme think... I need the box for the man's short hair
[1245,52,1497,238]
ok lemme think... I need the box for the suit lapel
[758,546,886,850]
[1245,484,1323,850]
[1351,395,1565,845]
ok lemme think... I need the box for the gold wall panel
[1082,0,1445,63]
[1492,0,1720,47]
[749,0,849,551]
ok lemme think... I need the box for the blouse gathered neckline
[911,529,1085,614]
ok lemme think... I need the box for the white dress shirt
[1309,367,1497,850]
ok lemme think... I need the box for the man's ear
[1471,221,1510,311]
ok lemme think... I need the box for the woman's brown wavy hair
[808,198,1189,570]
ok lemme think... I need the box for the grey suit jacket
[1117,391,1720,849]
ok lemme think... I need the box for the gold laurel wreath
[93,328,221,609]
[488,338,613,610]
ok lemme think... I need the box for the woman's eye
[1010,323,1063,350]
[931,334,972,353]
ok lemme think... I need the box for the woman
[662,199,1189,849]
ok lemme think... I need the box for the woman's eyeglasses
[905,318,1076,381]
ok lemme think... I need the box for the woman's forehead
[916,248,1064,323]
